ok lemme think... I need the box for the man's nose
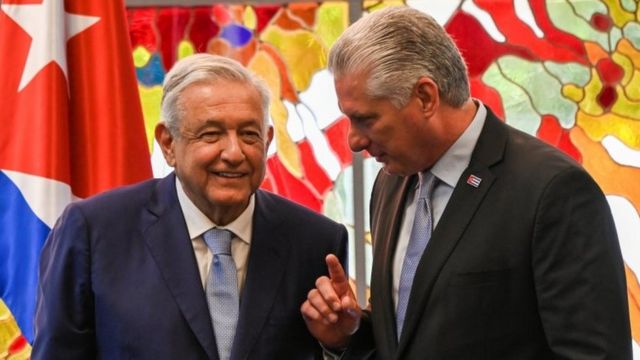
[348,123,369,152]
[221,134,245,163]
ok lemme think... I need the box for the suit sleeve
[31,204,97,359]
[532,166,632,359]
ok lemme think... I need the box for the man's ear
[265,125,274,150]
[155,122,176,167]
[415,76,439,118]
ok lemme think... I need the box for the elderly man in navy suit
[33,54,348,360]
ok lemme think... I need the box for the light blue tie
[396,172,437,339]
[203,228,238,360]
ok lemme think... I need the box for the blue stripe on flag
[0,171,50,342]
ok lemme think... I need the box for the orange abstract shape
[570,126,640,214]
[288,3,318,28]
[616,39,640,69]
[584,41,610,65]
[625,264,640,344]
[259,43,298,103]
[274,8,308,30]
[260,26,327,92]
[208,38,257,66]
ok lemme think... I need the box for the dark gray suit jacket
[33,173,348,359]
[348,107,631,359]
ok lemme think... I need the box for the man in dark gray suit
[301,6,631,359]
[33,54,348,359]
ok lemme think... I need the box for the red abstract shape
[446,12,533,77]
[591,13,613,32]
[288,3,318,28]
[299,140,333,197]
[156,7,190,71]
[189,7,220,53]
[596,58,624,85]
[324,116,353,167]
[8,335,27,353]
[470,78,505,120]
[473,0,587,66]
[211,4,232,26]
[254,5,281,34]
[597,85,617,111]
[266,156,323,212]
[537,115,582,162]
[127,8,157,51]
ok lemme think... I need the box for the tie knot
[203,228,233,255]
[417,172,437,200]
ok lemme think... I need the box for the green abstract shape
[315,2,348,50]
[544,60,591,87]
[498,56,578,129]
[620,0,636,13]
[611,27,624,50]
[546,0,610,51]
[623,22,640,49]
[570,0,607,20]
[483,62,542,135]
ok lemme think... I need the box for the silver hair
[160,54,271,135]
[328,6,470,108]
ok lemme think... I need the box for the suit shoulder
[68,177,160,217]
[256,190,344,228]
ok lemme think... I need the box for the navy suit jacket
[33,173,348,359]
[346,107,631,359]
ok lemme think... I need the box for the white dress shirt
[391,101,487,308]
[175,178,254,295]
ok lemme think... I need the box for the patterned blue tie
[203,228,238,360]
[396,172,437,339]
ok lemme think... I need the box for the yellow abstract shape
[626,70,640,100]
[0,299,31,359]
[260,27,326,92]
[570,126,640,211]
[315,2,348,50]
[612,52,634,85]
[612,85,640,120]
[139,85,164,153]
[625,265,640,345]
[617,39,640,69]
[364,0,404,12]
[132,45,151,68]
[248,51,303,177]
[576,110,640,148]
[602,0,636,28]
[579,69,604,116]
[243,6,257,30]
[584,41,609,65]
[562,83,585,102]
[177,40,195,60]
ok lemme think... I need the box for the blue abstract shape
[0,171,50,342]
[220,24,252,48]
[135,53,166,87]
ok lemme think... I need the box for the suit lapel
[396,111,507,357]
[142,174,219,359]
[231,190,289,360]
[370,174,415,355]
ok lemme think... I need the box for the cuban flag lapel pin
[467,174,482,188]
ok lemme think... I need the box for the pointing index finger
[326,254,349,296]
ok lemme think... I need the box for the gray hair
[328,6,469,108]
[161,54,271,135]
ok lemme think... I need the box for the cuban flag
[0,0,152,354]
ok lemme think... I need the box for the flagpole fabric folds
[0,0,152,353]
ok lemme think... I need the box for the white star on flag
[1,0,100,92]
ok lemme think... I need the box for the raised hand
[301,254,362,350]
